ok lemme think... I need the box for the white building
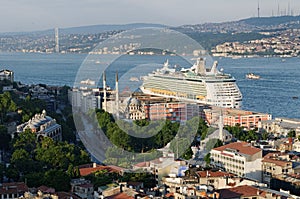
[210,142,262,182]
[17,110,62,141]
[0,69,14,82]
[68,87,102,113]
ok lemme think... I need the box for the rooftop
[79,164,123,176]
[106,192,134,199]
[262,153,291,167]
[213,142,261,156]
[219,185,267,198]
[196,170,234,178]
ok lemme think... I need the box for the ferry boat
[80,79,96,85]
[140,58,242,109]
[246,73,260,79]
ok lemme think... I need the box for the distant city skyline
[1,0,300,33]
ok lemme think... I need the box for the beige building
[210,142,262,182]
[258,117,300,137]
[262,152,293,185]
[195,170,259,190]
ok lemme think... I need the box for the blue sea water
[0,52,299,119]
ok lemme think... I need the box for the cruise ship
[140,58,242,108]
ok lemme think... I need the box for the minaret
[219,110,224,141]
[103,71,107,111]
[115,71,119,119]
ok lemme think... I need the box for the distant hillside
[0,23,167,36]
[59,23,167,34]
[240,15,300,27]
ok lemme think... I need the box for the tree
[261,131,269,140]
[13,129,36,154]
[5,165,19,182]
[288,130,296,138]
[0,125,11,151]
[44,169,71,192]
[0,164,5,182]
[205,139,223,152]
[23,172,44,188]
[11,149,30,163]
[204,153,211,166]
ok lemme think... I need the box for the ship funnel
[211,61,218,74]
[196,58,206,75]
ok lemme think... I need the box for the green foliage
[225,125,258,141]
[205,139,223,152]
[288,130,296,138]
[0,125,11,150]
[6,165,20,181]
[0,164,5,182]
[85,170,119,187]
[197,118,208,139]
[134,119,150,127]
[170,138,193,160]
[95,109,179,153]
[11,149,30,163]
[261,131,270,140]
[122,172,156,188]
[35,137,90,170]
[204,153,211,166]
[10,130,90,187]
[13,129,36,153]
[23,172,45,188]
[44,169,71,192]
[57,85,70,104]
[0,92,18,123]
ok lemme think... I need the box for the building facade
[262,152,293,185]
[258,117,300,137]
[204,107,272,129]
[17,110,62,141]
[210,142,262,182]
[0,69,14,82]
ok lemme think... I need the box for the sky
[1,0,300,32]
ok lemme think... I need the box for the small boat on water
[292,96,298,100]
[130,77,139,82]
[246,73,260,79]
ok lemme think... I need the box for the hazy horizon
[2,0,300,33]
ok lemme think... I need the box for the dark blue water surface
[0,52,299,119]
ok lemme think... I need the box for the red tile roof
[262,153,290,167]
[134,161,150,168]
[196,170,234,178]
[0,182,28,194]
[79,164,123,176]
[106,192,134,199]
[165,193,174,198]
[213,142,261,156]
[219,185,266,199]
